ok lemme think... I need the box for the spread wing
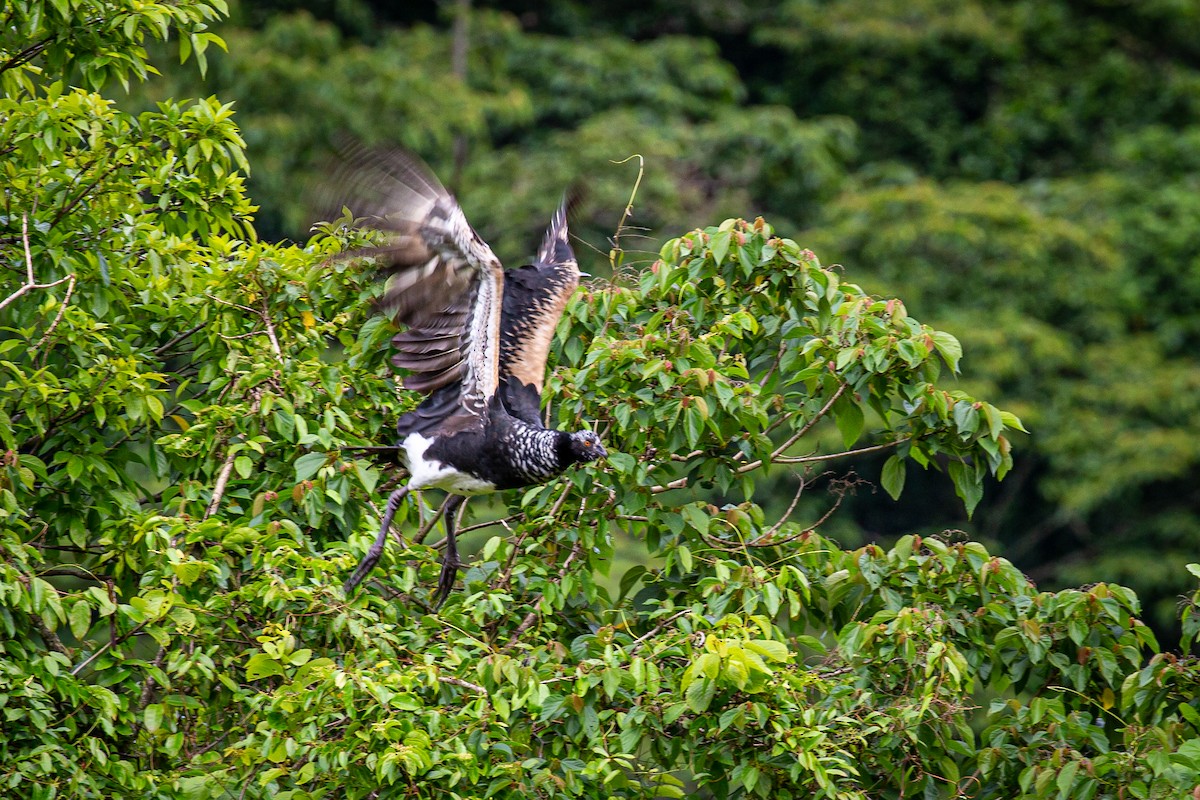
[328,146,504,424]
[498,197,580,426]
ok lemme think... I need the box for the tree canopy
[5,1,1200,799]
[111,0,1200,631]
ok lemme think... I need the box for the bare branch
[748,473,858,548]
[258,294,283,357]
[153,322,206,356]
[735,382,849,475]
[758,339,788,388]
[205,451,238,519]
[0,215,74,314]
[137,647,168,712]
[753,476,809,542]
[775,438,909,465]
[413,494,456,546]
[28,610,70,656]
[33,274,76,351]
[438,675,485,693]
[72,620,148,676]
[628,609,692,655]
[0,37,52,76]
[458,513,522,535]
[648,476,688,494]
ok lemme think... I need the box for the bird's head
[568,430,608,464]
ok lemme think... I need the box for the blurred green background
[126,0,1200,639]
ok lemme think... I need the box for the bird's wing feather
[498,197,580,424]
[329,146,503,423]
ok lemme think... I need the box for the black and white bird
[335,149,607,608]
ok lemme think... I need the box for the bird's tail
[535,190,582,270]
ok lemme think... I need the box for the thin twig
[32,274,76,351]
[438,675,485,693]
[628,609,692,655]
[205,451,238,519]
[0,37,52,75]
[735,383,849,475]
[50,158,126,229]
[755,476,808,541]
[153,322,206,356]
[458,513,521,535]
[758,340,788,388]
[774,438,909,465]
[749,478,850,548]
[258,293,283,357]
[37,565,110,582]
[413,495,455,546]
[0,215,73,313]
[648,477,688,495]
[72,621,148,676]
[608,154,645,273]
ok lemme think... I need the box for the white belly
[402,433,496,495]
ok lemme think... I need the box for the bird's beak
[596,442,609,459]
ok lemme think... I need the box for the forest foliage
[118,0,1200,631]
[5,1,1200,799]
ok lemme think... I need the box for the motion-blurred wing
[327,146,503,422]
[498,196,581,425]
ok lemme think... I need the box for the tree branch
[438,675,485,693]
[774,438,909,465]
[628,609,692,655]
[33,274,76,351]
[735,382,849,475]
[648,476,688,494]
[0,37,53,76]
[205,451,238,519]
[28,610,70,656]
[0,214,75,314]
[153,322,206,356]
[413,494,456,546]
[72,620,148,676]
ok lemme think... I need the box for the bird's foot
[432,554,460,611]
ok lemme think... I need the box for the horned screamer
[334,149,607,608]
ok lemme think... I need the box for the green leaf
[171,561,204,585]
[881,454,906,500]
[234,455,253,479]
[930,331,962,372]
[294,452,327,482]
[607,451,636,474]
[619,566,646,600]
[834,394,864,448]
[246,653,284,681]
[685,677,715,713]
[999,410,1029,434]
[1056,761,1079,799]
[745,639,789,663]
[144,703,164,734]
[710,230,732,266]
[681,503,710,534]
[948,459,983,517]
[68,600,91,640]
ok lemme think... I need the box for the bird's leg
[432,495,467,610]
[343,484,410,595]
